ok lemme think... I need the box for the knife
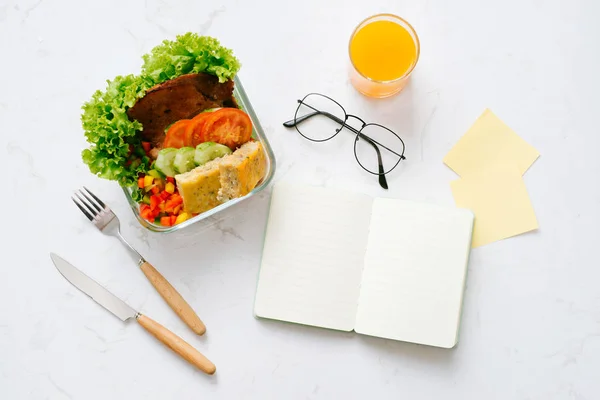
[50,253,216,375]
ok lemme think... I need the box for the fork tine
[74,192,99,217]
[78,189,102,213]
[83,186,106,208]
[72,196,94,221]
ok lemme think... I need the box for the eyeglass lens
[354,124,405,175]
[294,94,346,142]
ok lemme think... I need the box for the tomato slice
[185,112,212,147]
[163,120,191,148]
[199,108,253,150]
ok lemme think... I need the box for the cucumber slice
[154,148,177,177]
[194,142,232,166]
[173,147,196,173]
[194,142,215,165]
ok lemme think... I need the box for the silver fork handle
[116,231,145,264]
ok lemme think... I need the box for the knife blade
[51,253,137,321]
[50,252,216,375]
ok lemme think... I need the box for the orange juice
[349,14,420,98]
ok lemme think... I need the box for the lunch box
[122,76,276,232]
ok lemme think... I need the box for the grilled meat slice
[127,72,238,146]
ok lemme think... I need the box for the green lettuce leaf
[142,33,241,84]
[81,34,241,187]
[81,74,150,186]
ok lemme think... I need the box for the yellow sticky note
[450,165,538,248]
[444,109,539,177]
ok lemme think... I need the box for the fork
[72,187,206,335]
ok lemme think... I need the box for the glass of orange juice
[349,14,420,98]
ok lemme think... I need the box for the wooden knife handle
[136,314,216,375]
[140,261,206,335]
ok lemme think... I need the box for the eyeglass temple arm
[283,111,325,127]
[283,110,384,154]
[283,110,388,189]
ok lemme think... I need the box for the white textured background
[1,0,599,398]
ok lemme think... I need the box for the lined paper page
[354,198,474,348]
[254,183,373,331]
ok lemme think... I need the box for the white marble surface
[2,0,600,398]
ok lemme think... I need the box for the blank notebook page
[254,184,373,331]
[354,198,474,348]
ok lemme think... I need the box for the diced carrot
[140,204,153,221]
[151,186,160,195]
[160,191,170,201]
[141,141,151,152]
[150,195,162,211]
[160,216,172,226]
[173,205,181,214]
[170,193,183,206]
[170,215,177,225]
[138,177,145,189]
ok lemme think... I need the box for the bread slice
[217,141,267,202]
[175,158,223,214]
[175,140,267,214]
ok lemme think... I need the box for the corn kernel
[144,175,154,187]
[175,212,190,224]
[165,182,175,194]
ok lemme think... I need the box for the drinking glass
[348,14,420,98]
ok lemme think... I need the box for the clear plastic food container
[122,76,276,232]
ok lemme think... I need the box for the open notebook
[254,183,474,348]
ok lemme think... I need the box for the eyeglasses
[282,93,406,189]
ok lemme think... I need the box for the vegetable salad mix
[80,33,241,187]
